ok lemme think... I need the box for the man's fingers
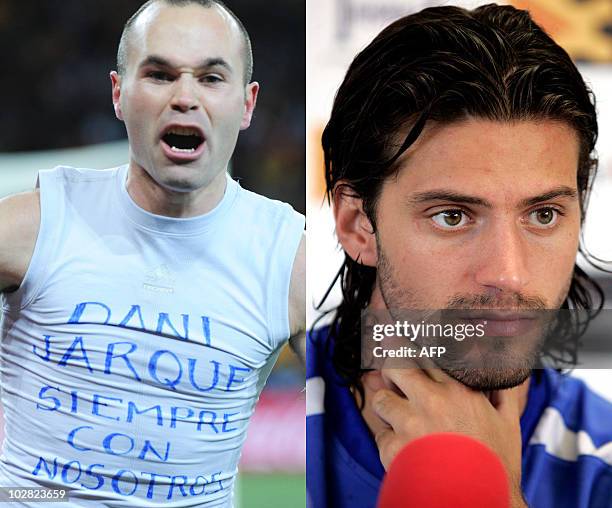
[380,366,432,399]
[416,359,453,384]
[382,355,462,387]
[373,426,392,450]
[363,370,388,393]
[371,388,410,428]
[373,427,403,471]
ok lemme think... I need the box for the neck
[126,163,227,218]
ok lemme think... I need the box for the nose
[473,220,530,295]
[170,75,199,113]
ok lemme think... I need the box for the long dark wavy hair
[317,4,603,404]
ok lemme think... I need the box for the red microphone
[377,433,510,508]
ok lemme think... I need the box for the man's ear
[333,186,377,267]
[240,81,259,130]
[110,71,124,121]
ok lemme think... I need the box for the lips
[447,309,540,337]
[159,124,206,162]
[477,318,538,337]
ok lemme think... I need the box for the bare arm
[0,191,40,293]
[288,234,305,364]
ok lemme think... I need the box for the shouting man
[307,4,612,508]
[0,0,304,506]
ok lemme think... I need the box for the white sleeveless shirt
[0,165,304,507]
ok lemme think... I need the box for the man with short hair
[307,4,612,508]
[0,1,304,506]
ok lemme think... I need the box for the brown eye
[529,208,558,227]
[432,210,467,229]
[537,209,553,224]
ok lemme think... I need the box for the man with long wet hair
[307,4,612,507]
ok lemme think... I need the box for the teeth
[167,126,201,136]
[170,146,196,153]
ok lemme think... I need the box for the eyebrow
[409,186,578,208]
[138,55,233,73]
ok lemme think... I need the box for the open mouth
[161,126,205,154]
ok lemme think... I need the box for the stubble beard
[375,241,571,391]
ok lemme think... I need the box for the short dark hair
[319,4,602,399]
[116,0,253,83]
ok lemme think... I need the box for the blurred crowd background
[0,1,305,507]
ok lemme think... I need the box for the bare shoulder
[0,190,41,292]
